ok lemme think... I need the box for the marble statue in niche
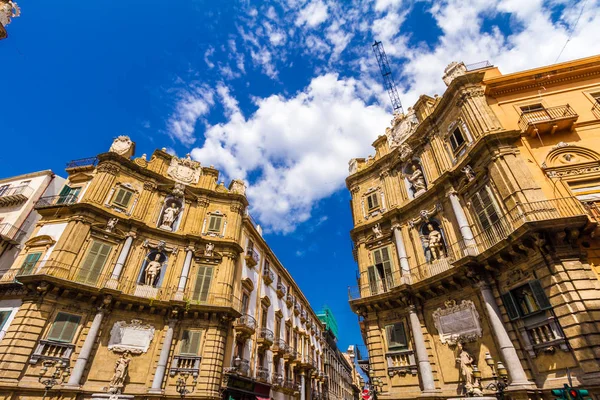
[140,251,167,287]
[456,343,483,397]
[462,165,475,182]
[159,202,181,231]
[421,221,446,262]
[405,162,427,196]
[205,242,214,257]
[109,351,131,394]
[105,218,118,232]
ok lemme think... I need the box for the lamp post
[484,352,509,400]
[370,377,384,400]
[38,360,70,399]
[176,371,199,398]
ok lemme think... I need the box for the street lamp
[370,377,384,400]
[484,352,509,400]
[38,360,70,399]
[176,371,199,398]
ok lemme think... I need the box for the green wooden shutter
[0,310,12,331]
[529,280,551,310]
[394,323,407,347]
[180,330,202,355]
[47,313,81,342]
[192,266,213,302]
[501,293,520,320]
[381,247,394,286]
[77,241,112,285]
[113,188,133,208]
[57,185,72,204]
[208,215,222,232]
[367,266,378,295]
[20,252,42,275]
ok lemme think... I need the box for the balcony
[272,372,284,387]
[284,379,296,391]
[300,310,307,323]
[0,185,33,207]
[35,194,79,209]
[386,349,417,377]
[283,346,297,361]
[349,197,591,299]
[593,100,600,115]
[294,302,301,316]
[169,355,201,377]
[65,157,98,171]
[521,317,568,358]
[256,366,270,383]
[518,104,578,137]
[0,222,27,244]
[276,282,287,299]
[30,340,75,365]
[245,248,259,268]
[226,357,250,377]
[273,338,287,356]
[257,327,274,349]
[285,293,294,308]
[234,314,256,339]
[262,267,275,285]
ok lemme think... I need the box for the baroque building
[347,55,600,400]
[0,137,327,400]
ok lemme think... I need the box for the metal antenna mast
[372,41,404,114]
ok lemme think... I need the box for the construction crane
[372,40,404,114]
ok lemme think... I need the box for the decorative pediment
[67,172,93,184]
[24,235,56,249]
[142,239,178,254]
[241,277,254,292]
[167,154,202,185]
[542,144,600,178]
[261,296,271,308]
[275,309,283,318]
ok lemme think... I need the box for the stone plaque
[432,300,482,345]
[108,320,155,354]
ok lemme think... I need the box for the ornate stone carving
[105,218,118,232]
[0,1,20,30]
[442,61,467,86]
[97,163,120,175]
[108,351,131,394]
[432,300,482,346]
[387,108,419,149]
[108,320,155,354]
[462,165,475,182]
[348,159,359,175]
[159,202,181,231]
[372,224,383,239]
[143,181,157,191]
[205,242,214,257]
[405,163,427,195]
[172,183,186,197]
[426,223,443,261]
[167,154,202,185]
[456,343,483,397]
[143,254,165,286]
[109,136,134,156]
[408,203,442,228]
[229,179,246,196]
[398,143,413,162]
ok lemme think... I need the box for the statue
[0,1,20,34]
[205,242,214,257]
[109,351,131,393]
[406,164,427,194]
[144,254,164,286]
[159,202,181,231]
[426,224,443,261]
[456,343,482,396]
[372,224,383,239]
[462,165,475,182]
[105,218,118,232]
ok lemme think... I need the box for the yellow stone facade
[347,55,600,399]
[0,138,327,400]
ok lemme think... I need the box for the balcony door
[368,246,394,295]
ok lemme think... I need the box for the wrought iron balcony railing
[66,157,98,170]
[0,222,27,244]
[245,248,259,267]
[276,281,287,298]
[0,184,33,206]
[256,366,270,383]
[35,194,79,208]
[518,104,578,136]
[262,267,275,285]
[593,100,600,114]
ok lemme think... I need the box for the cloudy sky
[2,0,599,350]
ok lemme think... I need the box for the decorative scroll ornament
[408,203,442,228]
[461,165,475,182]
[109,135,134,156]
[167,154,202,185]
[172,182,186,197]
[0,1,20,35]
[432,300,482,346]
[108,320,155,354]
[398,143,413,162]
[105,218,119,232]
[386,108,419,149]
[229,179,246,196]
[442,61,467,86]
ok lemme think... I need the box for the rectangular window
[0,185,9,196]
[208,215,223,232]
[261,307,268,329]
[385,322,407,350]
[449,128,466,152]
[111,187,134,209]
[19,252,42,275]
[179,330,202,355]
[191,266,213,302]
[47,312,81,343]
[371,246,393,288]
[0,310,12,331]
[520,103,545,113]
[470,186,501,231]
[77,241,113,285]
[502,280,551,320]
[366,193,379,210]
[241,293,249,314]
[275,317,282,340]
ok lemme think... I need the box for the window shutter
[373,249,382,266]
[58,185,71,196]
[501,293,520,320]
[0,310,11,330]
[367,266,378,295]
[192,266,213,302]
[529,280,551,310]
[48,313,81,342]
[78,241,112,284]
[180,330,201,355]
[20,252,42,274]
[208,216,222,232]
[393,323,407,347]
[385,325,394,347]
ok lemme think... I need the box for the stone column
[478,281,532,387]
[175,247,194,300]
[408,305,436,393]
[392,225,411,284]
[447,190,477,253]
[106,233,135,289]
[300,371,306,400]
[66,308,105,387]
[150,320,176,393]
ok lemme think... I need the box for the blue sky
[2,0,599,351]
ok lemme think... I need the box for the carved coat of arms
[167,154,202,185]
[109,136,134,156]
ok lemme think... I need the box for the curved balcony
[285,293,294,308]
[262,267,275,285]
[256,366,270,383]
[0,184,33,207]
[65,156,98,171]
[283,346,297,362]
[272,372,284,387]
[276,282,287,299]
[234,314,256,339]
[0,222,26,244]
[273,338,287,356]
[245,248,259,268]
[257,327,274,349]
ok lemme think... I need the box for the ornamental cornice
[486,69,600,96]
[97,163,120,175]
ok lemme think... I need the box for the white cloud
[204,47,215,69]
[167,85,214,145]
[296,0,330,27]
[189,74,389,233]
